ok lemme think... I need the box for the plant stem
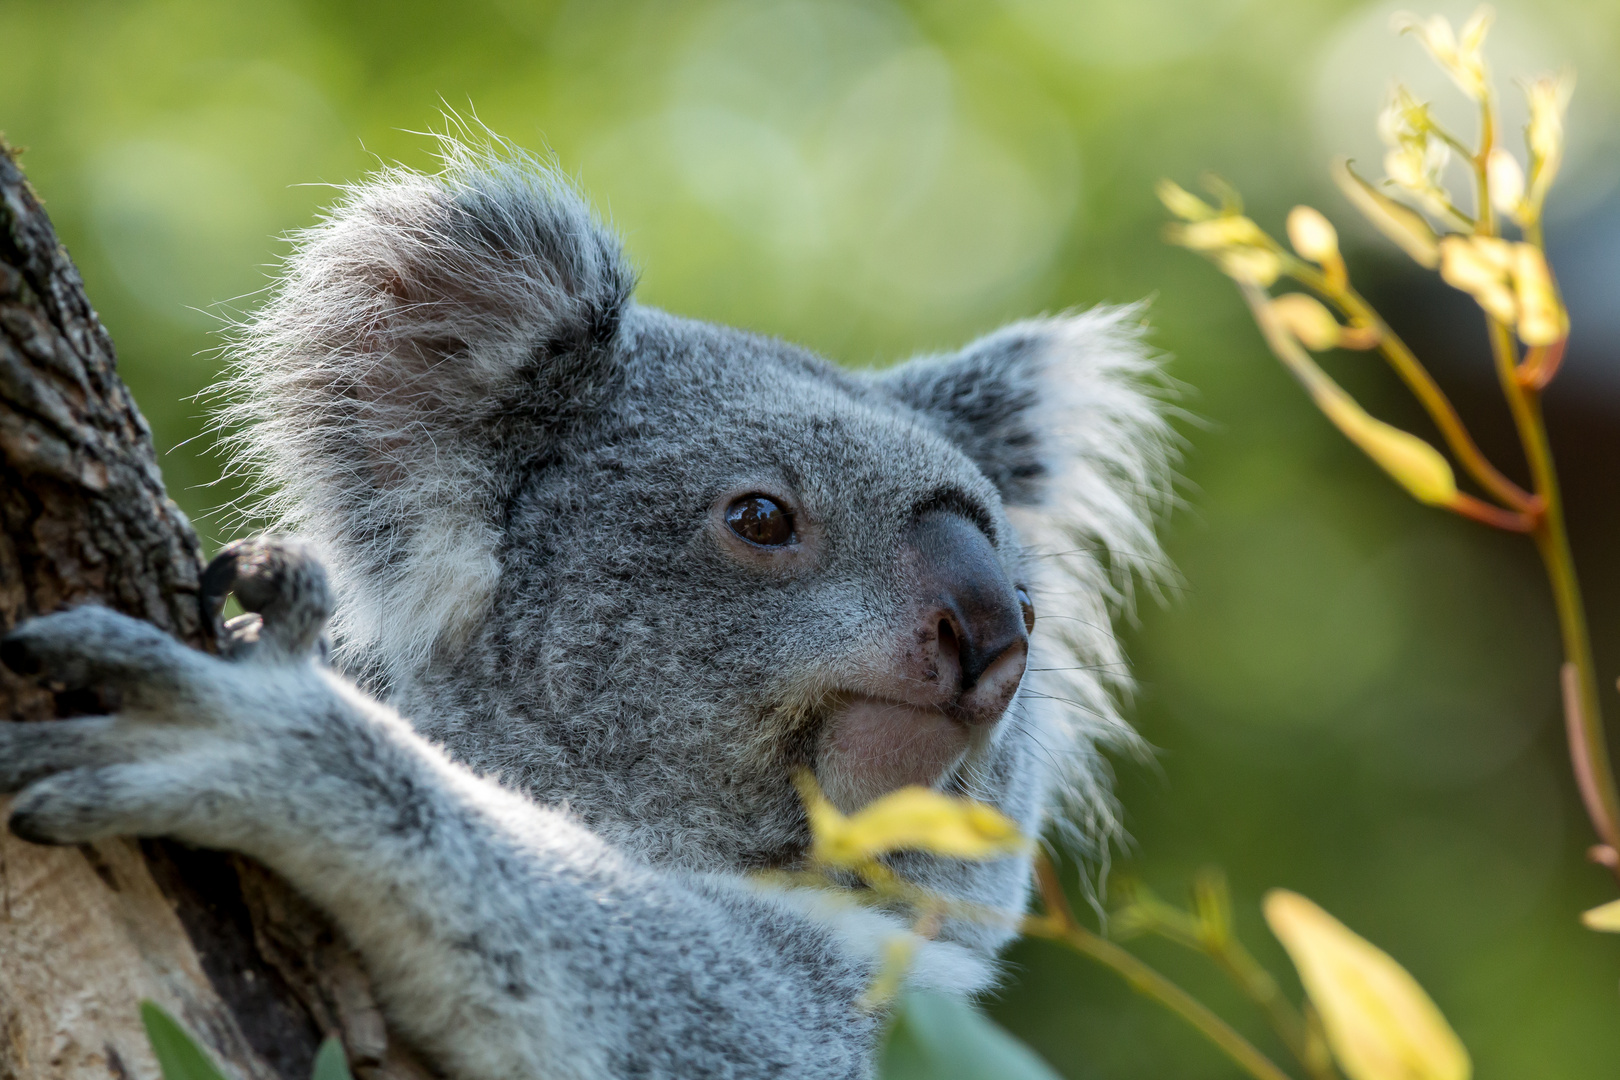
[1357,301,1530,507]
[1030,857,1299,1080]
[1470,78,1619,869]
[1518,340,1566,391]
[1287,261,1532,511]
[1120,893,1341,1080]
[1488,317,1620,862]
[1447,493,1534,532]
[1472,93,1496,235]
[1201,935,1340,1080]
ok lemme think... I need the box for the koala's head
[223,142,1172,873]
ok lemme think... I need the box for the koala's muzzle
[907,511,1030,725]
[815,511,1030,812]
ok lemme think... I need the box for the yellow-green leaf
[311,1038,356,1080]
[1264,890,1471,1080]
[1215,246,1282,287]
[883,991,1067,1080]
[796,772,1028,867]
[140,1001,232,1080]
[1156,179,1217,221]
[1272,294,1344,351]
[1314,393,1456,506]
[1164,215,1268,252]
[1580,899,1620,932]
[1332,159,1440,268]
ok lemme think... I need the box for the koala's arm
[0,606,888,1080]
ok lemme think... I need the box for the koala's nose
[909,512,1029,723]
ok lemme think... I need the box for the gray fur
[2,140,1172,1079]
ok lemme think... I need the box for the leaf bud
[1486,148,1525,216]
[1394,8,1492,101]
[1272,294,1344,351]
[1156,179,1217,221]
[1166,215,1268,251]
[1287,206,1340,264]
[1215,247,1282,287]
[1524,71,1574,208]
[1316,392,1457,506]
[1439,236,1518,324]
[1511,243,1567,345]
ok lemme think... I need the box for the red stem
[1517,338,1568,392]
[1447,493,1537,532]
[1563,663,1620,853]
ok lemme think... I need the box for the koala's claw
[203,536,332,661]
[0,635,42,676]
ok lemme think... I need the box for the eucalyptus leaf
[310,1037,356,1080]
[880,991,1065,1080]
[139,1000,233,1080]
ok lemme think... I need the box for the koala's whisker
[1015,689,1116,721]
[1030,616,1117,637]
[997,706,1068,775]
[1027,545,1172,565]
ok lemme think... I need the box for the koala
[0,141,1171,1079]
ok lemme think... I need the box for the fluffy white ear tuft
[217,138,634,689]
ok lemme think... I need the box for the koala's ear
[221,139,635,678]
[878,306,1172,545]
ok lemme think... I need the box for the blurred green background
[5,0,1620,1075]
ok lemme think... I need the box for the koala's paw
[0,606,227,844]
[0,538,348,848]
[202,535,332,662]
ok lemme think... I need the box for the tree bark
[0,141,432,1080]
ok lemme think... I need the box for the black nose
[909,512,1028,699]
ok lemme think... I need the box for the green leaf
[310,1037,355,1080]
[880,991,1065,1080]
[139,1000,232,1080]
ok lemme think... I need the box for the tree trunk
[0,141,432,1080]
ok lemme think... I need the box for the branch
[0,138,433,1080]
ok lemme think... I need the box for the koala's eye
[726,495,795,547]
[1016,586,1036,634]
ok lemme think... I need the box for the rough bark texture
[0,141,433,1080]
